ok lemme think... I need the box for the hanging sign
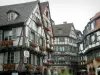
[24,51,29,57]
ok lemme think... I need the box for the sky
[0,0,100,32]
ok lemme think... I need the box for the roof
[91,11,100,21]
[52,23,74,37]
[75,29,82,35]
[0,1,38,26]
[40,1,48,14]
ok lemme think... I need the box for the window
[4,30,12,40]
[69,38,72,43]
[91,34,96,44]
[12,28,17,39]
[96,31,100,41]
[7,11,18,21]
[59,37,65,42]
[58,29,63,34]
[38,37,43,46]
[64,46,68,51]
[0,30,2,41]
[8,52,14,63]
[90,21,96,30]
[14,51,20,63]
[4,52,8,64]
[31,32,35,41]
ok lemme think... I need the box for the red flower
[45,27,50,31]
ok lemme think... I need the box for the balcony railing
[82,29,100,53]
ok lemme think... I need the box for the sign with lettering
[24,51,29,57]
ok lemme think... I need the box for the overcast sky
[0,0,100,32]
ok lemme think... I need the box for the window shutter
[0,30,2,41]
[12,28,16,39]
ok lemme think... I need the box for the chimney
[63,21,67,24]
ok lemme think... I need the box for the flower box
[3,64,15,70]
[86,60,93,64]
[50,44,54,47]
[45,27,50,31]
[39,46,46,51]
[25,64,34,71]
[95,57,100,62]
[0,40,13,46]
[31,42,38,47]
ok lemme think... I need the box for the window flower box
[50,44,54,47]
[3,64,15,71]
[39,46,46,51]
[44,27,50,31]
[95,57,100,62]
[31,42,38,47]
[25,64,34,71]
[86,60,93,64]
[0,40,13,46]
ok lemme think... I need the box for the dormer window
[7,10,19,21]
[58,29,62,34]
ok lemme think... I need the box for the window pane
[59,37,65,42]
[91,21,95,30]
[12,28,16,39]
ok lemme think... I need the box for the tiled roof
[53,23,74,36]
[91,11,100,21]
[40,2,48,14]
[0,1,38,26]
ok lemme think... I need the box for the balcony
[83,29,100,54]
